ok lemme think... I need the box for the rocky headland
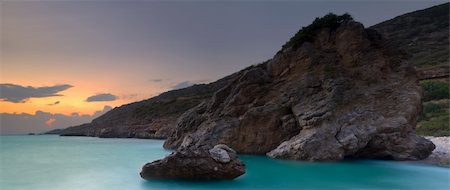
[138,11,448,179]
[163,14,435,161]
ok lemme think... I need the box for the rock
[416,137,450,167]
[209,146,231,163]
[164,16,435,161]
[214,144,237,154]
[417,66,449,80]
[140,145,245,180]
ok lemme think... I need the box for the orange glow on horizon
[0,54,171,115]
[0,77,165,116]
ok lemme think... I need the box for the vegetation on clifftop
[281,13,353,51]
[420,80,450,101]
[418,99,450,136]
[417,80,450,137]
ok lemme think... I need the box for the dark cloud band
[0,106,112,135]
[47,101,60,106]
[170,81,196,90]
[85,93,117,102]
[0,83,73,103]
[150,79,163,83]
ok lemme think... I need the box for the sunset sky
[0,1,444,134]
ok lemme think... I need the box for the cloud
[121,94,138,100]
[196,79,211,84]
[45,118,56,126]
[85,93,117,102]
[92,105,113,118]
[0,105,112,135]
[47,101,60,106]
[150,79,163,83]
[170,80,210,90]
[170,81,196,90]
[0,83,73,103]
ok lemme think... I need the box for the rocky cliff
[163,14,435,161]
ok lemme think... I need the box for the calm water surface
[1,135,449,190]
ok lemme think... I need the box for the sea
[1,135,449,190]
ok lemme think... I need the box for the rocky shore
[417,137,450,167]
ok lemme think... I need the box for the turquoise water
[1,135,449,190]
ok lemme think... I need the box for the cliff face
[370,3,449,70]
[164,17,435,161]
[59,77,232,138]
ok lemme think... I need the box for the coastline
[419,137,450,167]
[25,134,450,167]
[2,135,448,190]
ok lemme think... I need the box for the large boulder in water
[140,144,245,180]
[163,15,435,161]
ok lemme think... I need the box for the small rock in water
[140,144,245,180]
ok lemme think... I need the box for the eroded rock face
[164,20,435,161]
[140,144,245,180]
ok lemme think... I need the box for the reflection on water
[1,135,449,190]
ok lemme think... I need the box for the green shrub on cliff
[281,13,353,51]
[418,80,449,136]
[420,80,450,101]
[417,100,450,136]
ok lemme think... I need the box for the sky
[0,0,445,134]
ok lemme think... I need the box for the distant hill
[371,3,449,70]
[43,129,63,135]
[58,75,234,138]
